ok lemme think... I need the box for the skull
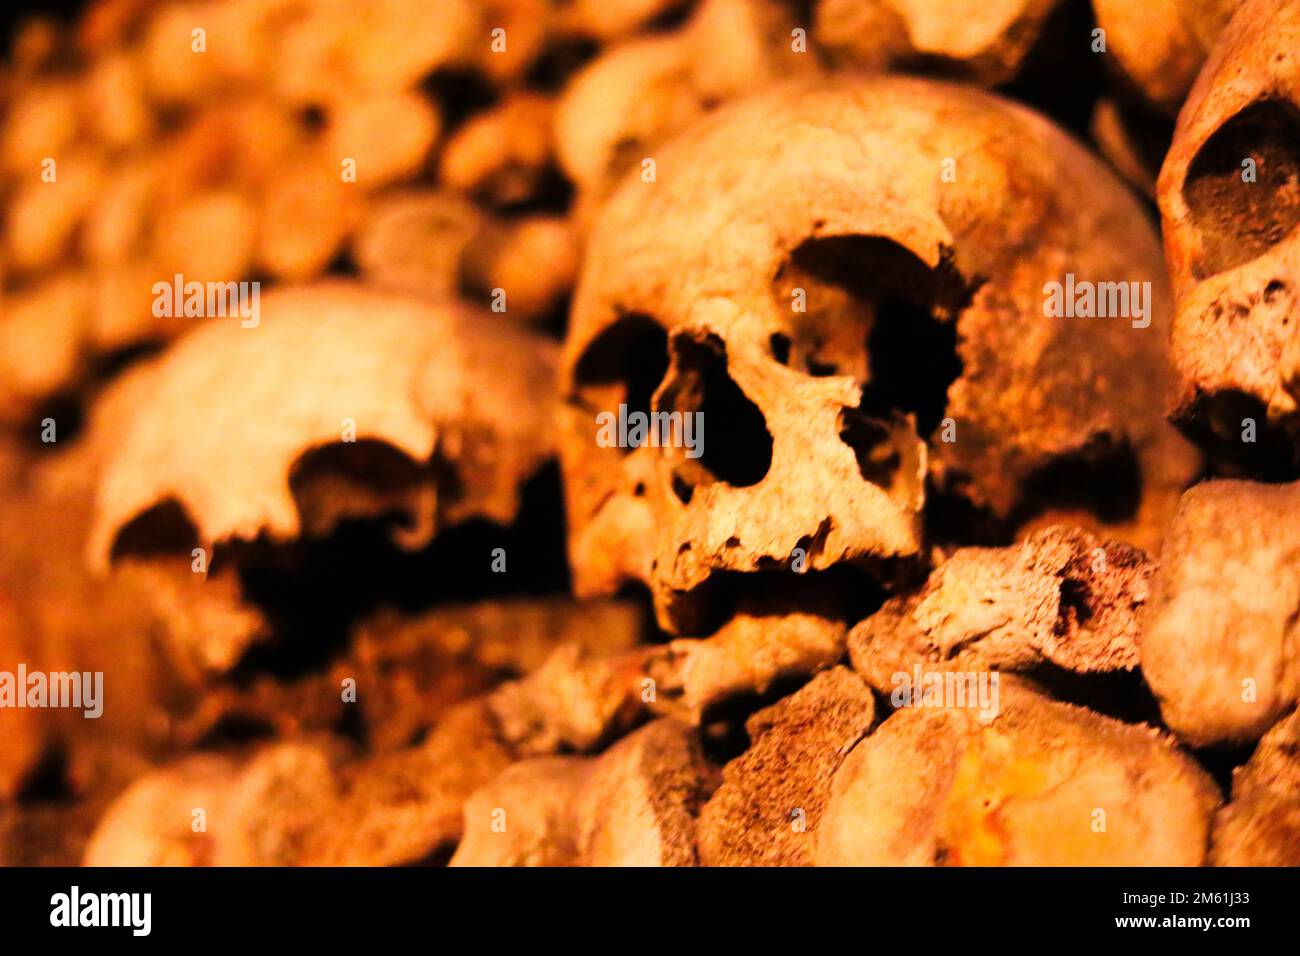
[561,75,1194,633]
[1157,0,1300,470]
[85,283,559,676]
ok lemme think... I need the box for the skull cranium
[1157,0,1300,471]
[562,76,1194,632]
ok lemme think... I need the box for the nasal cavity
[659,333,772,493]
[837,407,923,506]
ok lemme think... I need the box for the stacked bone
[0,0,1298,867]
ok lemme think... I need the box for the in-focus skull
[562,76,1195,633]
[1157,0,1300,471]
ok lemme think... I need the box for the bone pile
[1,0,1298,867]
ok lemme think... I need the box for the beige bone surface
[1140,480,1300,747]
[816,677,1219,865]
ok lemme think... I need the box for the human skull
[561,75,1193,632]
[84,283,559,676]
[1157,0,1300,470]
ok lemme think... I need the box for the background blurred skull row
[1,0,1299,867]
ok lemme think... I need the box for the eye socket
[572,313,670,455]
[1183,99,1300,279]
[288,440,431,539]
[771,233,968,438]
[111,498,201,562]
[836,407,924,508]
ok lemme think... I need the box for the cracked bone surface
[562,75,1194,633]
[696,667,876,866]
[849,526,1152,690]
[641,573,854,722]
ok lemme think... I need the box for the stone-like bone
[84,700,514,866]
[849,526,1151,692]
[1140,480,1300,748]
[488,643,649,756]
[643,593,849,723]
[1210,709,1300,865]
[816,677,1220,865]
[452,718,711,866]
[180,598,642,751]
[697,667,876,866]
